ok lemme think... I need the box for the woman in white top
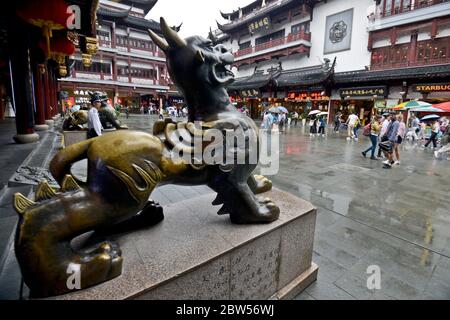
[424,120,440,149]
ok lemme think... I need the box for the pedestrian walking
[435,123,450,160]
[87,96,103,139]
[423,120,439,149]
[346,113,359,141]
[279,113,286,132]
[334,112,342,132]
[377,114,390,158]
[309,117,317,137]
[381,113,400,169]
[292,112,299,126]
[393,114,406,165]
[361,115,381,160]
[318,116,326,137]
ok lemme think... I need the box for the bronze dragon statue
[13,18,280,298]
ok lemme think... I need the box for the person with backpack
[361,115,381,160]
[381,113,400,169]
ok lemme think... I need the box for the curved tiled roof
[218,0,298,33]
[97,6,161,32]
[276,59,335,87]
[335,64,450,84]
[118,0,158,14]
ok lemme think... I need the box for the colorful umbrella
[410,106,446,113]
[391,100,431,111]
[432,102,450,112]
[318,112,328,116]
[277,106,288,113]
[267,107,280,114]
[420,114,440,122]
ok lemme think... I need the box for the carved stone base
[13,133,39,144]
[47,188,317,300]
[34,124,49,131]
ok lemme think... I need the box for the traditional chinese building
[1,0,99,143]
[216,0,377,119]
[58,0,175,113]
[332,0,450,123]
[217,0,450,123]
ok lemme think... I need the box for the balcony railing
[98,37,165,58]
[99,39,111,47]
[371,56,450,70]
[71,69,169,87]
[234,31,311,57]
[380,0,450,18]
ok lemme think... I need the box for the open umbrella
[277,106,288,113]
[308,110,321,116]
[318,112,328,116]
[391,100,431,111]
[432,102,450,112]
[267,107,280,114]
[410,106,446,113]
[420,114,440,122]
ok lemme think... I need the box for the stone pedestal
[49,188,317,300]
[34,124,49,131]
[13,133,39,144]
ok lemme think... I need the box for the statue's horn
[195,50,205,64]
[148,29,169,52]
[160,17,187,48]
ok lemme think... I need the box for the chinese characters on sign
[248,17,271,34]
[339,86,388,98]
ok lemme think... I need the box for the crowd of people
[358,112,450,169]
[260,107,450,170]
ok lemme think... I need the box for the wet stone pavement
[120,114,450,300]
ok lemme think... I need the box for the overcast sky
[147,0,255,38]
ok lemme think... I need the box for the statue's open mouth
[212,62,235,85]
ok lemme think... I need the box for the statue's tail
[49,138,94,186]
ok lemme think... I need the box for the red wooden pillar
[431,19,438,39]
[9,18,39,143]
[43,64,53,121]
[409,32,418,66]
[50,68,59,116]
[33,64,48,131]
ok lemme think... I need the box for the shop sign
[248,17,271,34]
[339,86,387,98]
[413,83,450,92]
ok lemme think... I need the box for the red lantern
[17,0,71,56]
